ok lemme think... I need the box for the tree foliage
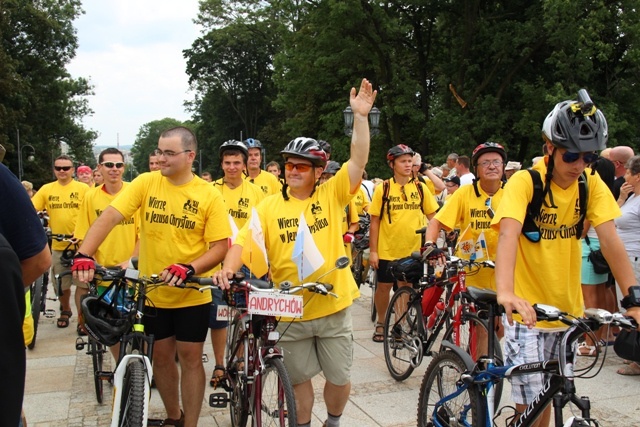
[0,0,96,188]
[185,0,640,179]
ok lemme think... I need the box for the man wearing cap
[444,176,460,199]
[504,161,522,180]
[77,165,94,187]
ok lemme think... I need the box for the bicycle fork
[110,354,153,427]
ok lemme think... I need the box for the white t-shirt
[615,193,640,257]
[459,172,475,186]
[361,180,374,202]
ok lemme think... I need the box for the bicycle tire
[27,275,44,350]
[383,287,424,381]
[352,250,364,288]
[90,338,105,404]
[441,311,504,408]
[255,357,297,426]
[228,315,249,427]
[118,359,146,427]
[417,351,485,427]
[367,266,378,322]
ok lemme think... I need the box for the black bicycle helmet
[244,138,263,149]
[542,89,608,153]
[386,144,415,162]
[318,140,332,155]
[219,140,248,160]
[471,142,507,167]
[81,296,131,346]
[59,248,76,267]
[280,137,328,167]
[323,160,341,175]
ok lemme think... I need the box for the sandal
[617,362,640,376]
[577,341,598,357]
[210,365,227,388]
[164,410,185,427]
[372,322,384,343]
[57,310,72,328]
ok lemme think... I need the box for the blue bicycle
[417,287,636,427]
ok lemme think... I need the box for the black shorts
[376,259,398,284]
[143,303,210,342]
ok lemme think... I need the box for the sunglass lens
[562,152,580,163]
[583,153,598,164]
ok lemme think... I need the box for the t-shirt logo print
[238,197,249,209]
[410,191,420,201]
[183,199,199,215]
[311,203,323,215]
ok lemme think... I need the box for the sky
[67,0,202,148]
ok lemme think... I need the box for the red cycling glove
[343,232,355,244]
[165,263,195,281]
[70,253,96,272]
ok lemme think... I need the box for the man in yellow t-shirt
[72,127,231,427]
[492,92,640,427]
[76,165,94,187]
[244,138,282,196]
[214,79,376,427]
[209,140,264,388]
[32,155,88,329]
[368,144,438,342]
[424,142,507,291]
[74,148,139,337]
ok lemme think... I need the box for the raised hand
[350,78,377,118]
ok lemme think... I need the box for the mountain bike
[417,286,637,427]
[193,257,347,427]
[78,265,211,426]
[383,253,501,382]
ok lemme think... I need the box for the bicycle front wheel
[383,286,424,381]
[27,275,45,350]
[228,315,249,427]
[90,338,105,404]
[255,357,297,426]
[417,351,484,427]
[118,359,146,427]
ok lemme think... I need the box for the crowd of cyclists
[5,79,640,427]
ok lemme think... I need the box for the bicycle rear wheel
[27,275,44,350]
[255,357,297,426]
[366,266,378,322]
[417,351,484,427]
[118,359,146,427]
[383,287,424,381]
[90,338,105,404]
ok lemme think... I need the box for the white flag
[292,213,325,282]
[228,214,239,245]
[471,231,488,261]
[240,208,269,277]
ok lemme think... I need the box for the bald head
[600,148,611,159]
[610,146,635,176]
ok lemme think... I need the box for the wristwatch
[620,285,640,309]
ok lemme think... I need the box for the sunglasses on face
[284,162,314,172]
[561,151,598,164]
[485,197,495,219]
[101,161,125,169]
[54,166,72,171]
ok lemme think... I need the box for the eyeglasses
[153,148,192,158]
[478,160,504,168]
[485,197,495,219]
[101,161,125,169]
[561,151,598,164]
[54,166,72,172]
[284,162,314,172]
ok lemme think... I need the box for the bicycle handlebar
[184,277,338,298]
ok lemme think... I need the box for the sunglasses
[485,197,495,219]
[54,166,72,172]
[101,161,125,169]
[561,151,598,164]
[284,162,314,172]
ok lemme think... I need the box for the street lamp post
[17,129,36,181]
[343,106,381,137]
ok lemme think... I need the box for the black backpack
[380,178,425,224]
[521,169,588,243]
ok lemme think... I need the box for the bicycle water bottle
[427,301,445,330]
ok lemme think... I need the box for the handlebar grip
[187,276,214,286]
[415,227,427,235]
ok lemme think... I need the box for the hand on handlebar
[162,263,195,286]
[71,252,96,283]
[625,306,640,331]
[212,267,236,290]
[498,291,537,328]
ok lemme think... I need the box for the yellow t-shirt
[369,178,439,260]
[354,187,370,215]
[110,172,232,308]
[31,180,88,250]
[235,162,360,321]
[245,170,282,196]
[74,183,139,267]
[491,159,621,328]
[213,179,265,231]
[435,183,503,290]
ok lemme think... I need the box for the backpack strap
[414,179,425,215]
[576,172,588,239]
[380,179,392,224]
[522,169,544,242]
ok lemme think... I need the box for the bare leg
[152,337,182,420]
[176,340,206,427]
[515,403,551,427]
[293,380,314,424]
[324,381,351,417]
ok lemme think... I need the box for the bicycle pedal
[202,353,209,363]
[44,309,56,318]
[209,392,229,408]
[75,337,86,350]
